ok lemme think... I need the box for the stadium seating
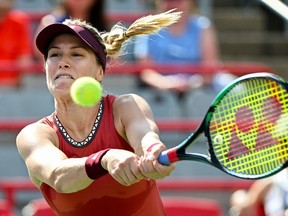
[0,200,12,216]
[0,6,277,215]
[22,199,54,216]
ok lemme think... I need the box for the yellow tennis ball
[70,77,103,107]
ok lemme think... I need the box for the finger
[138,157,156,179]
[138,157,150,177]
[109,165,134,186]
[129,160,144,182]
[117,170,136,186]
[139,156,157,174]
[146,143,166,161]
[139,154,174,179]
[110,171,128,186]
[119,159,144,186]
[152,161,175,177]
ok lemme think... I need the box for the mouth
[55,74,74,80]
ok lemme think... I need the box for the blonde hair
[64,9,181,59]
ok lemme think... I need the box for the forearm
[49,157,93,193]
[247,179,273,204]
[18,125,105,194]
[125,117,161,156]
[135,131,162,156]
[141,131,164,153]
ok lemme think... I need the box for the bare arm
[113,94,163,155]
[201,25,220,64]
[103,94,174,181]
[17,123,93,193]
[199,24,221,86]
[230,178,273,216]
[247,178,273,204]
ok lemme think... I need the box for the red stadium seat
[22,199,54,216]
[0,200,12,216]
[162,197,223,216]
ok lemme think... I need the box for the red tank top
[39,95,166,216]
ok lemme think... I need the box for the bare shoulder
[113,93,151,110]
[17,121,55,142]
[112,94,155,135]
[17,121,58,158]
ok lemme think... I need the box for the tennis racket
[158,72,288,179]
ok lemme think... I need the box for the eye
[71,51,84,57]
[72,52,83,57]
[48,52,61,58]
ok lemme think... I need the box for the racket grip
[158,151,171,166]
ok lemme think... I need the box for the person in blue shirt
[134,0,236,99]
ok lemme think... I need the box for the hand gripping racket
[158,72,288,179]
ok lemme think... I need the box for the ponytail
[101,9,182,58]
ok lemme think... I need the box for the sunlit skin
[16,31,174,196]
[44,34,174,183]
[45,34,103,102]
[45,34,104,143]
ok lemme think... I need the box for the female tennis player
[16,11,180,216]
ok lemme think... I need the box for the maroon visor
[36,23,106,69]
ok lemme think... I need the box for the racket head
[204,72,288,179]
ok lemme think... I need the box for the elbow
[53,178,78,194]
[54,183,68,194]
[50,170,74,193]
[50,171,89,194]
[51,174,68,193]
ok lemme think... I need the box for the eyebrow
[48,46,87,51]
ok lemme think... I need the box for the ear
[96,67,104,82]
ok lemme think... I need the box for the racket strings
[228,145,288,175]
[213,82,287,126]
[209,78,288,177]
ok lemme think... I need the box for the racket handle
[158,151,171,166]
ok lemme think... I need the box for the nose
[58,62,70,69]
[58,58,70,69]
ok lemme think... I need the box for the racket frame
[158,72,288,179]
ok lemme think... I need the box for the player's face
[45,34,103,97]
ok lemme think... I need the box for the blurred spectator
[34,0,107,60]
[230,169,288,216]
[134,0,236,102]
[0,0,32,88]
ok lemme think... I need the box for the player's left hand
[138,143,175,179]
